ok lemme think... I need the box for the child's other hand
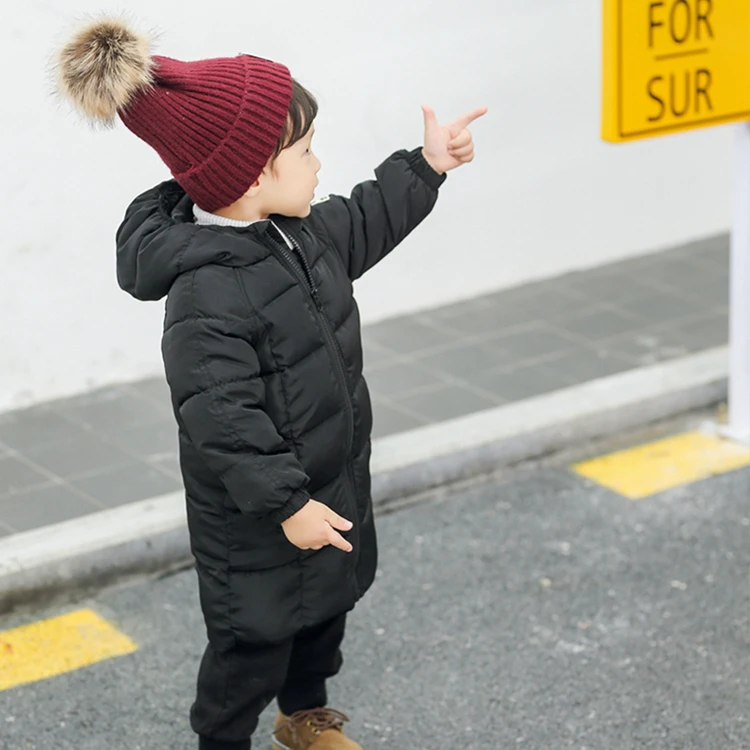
[421,104,488,175]
[281,499,354,553]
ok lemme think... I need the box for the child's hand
[281,499,354,553]
[421,104,488,175]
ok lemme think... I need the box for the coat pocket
[226,514,300,571]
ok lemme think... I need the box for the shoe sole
[272,732,357,750]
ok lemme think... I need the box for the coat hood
[115,180,301,301]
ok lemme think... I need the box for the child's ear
[243,177,263,199]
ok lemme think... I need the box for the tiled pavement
[0,234,730,537]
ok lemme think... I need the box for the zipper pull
[311,286,323,310]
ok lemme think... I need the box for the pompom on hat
[55,17,293,211]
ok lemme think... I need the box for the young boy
[55,17,485,750]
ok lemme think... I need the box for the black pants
[192,613,347,750]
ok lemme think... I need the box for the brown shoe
[272,708,361,750]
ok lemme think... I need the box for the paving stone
[465,360,573,402]
[0,483,103,533]
[490,325,581,361]
[22,433,134,480]
[413,341,511,380]
[0,454,54,497]
[364,361,448,399]
[0,408,86,452]
[53,386,170,432]
[363,317,462,355]
[108,420,179,462]
[615,293,706,327]
[371,400,429,439]
[397,383,500,423]
[556,308,644,342]
[69,464,183,509]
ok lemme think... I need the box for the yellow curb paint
[0,609,137,692]
[573,431,750,500]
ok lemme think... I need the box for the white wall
[0,0,733,412]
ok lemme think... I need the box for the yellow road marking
[573,431,750,500]
[0,609,137,692]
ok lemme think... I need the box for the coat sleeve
[164,306,311,525]
[307,147,447,281]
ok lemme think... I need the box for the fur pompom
[56,17,154,125]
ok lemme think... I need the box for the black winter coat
[116,148,446,647]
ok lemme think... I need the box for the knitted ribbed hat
[55,18,293,211]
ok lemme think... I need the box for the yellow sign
[602,0,750,142]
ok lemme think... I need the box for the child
[55,16,485,750]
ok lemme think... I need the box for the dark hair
[272,79,318,158]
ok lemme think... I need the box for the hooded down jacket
[115,147,446,647]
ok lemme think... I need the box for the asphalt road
[2,446,750,749]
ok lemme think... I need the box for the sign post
[727,123,750,443]
[602,0,750,444]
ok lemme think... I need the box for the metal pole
[725,122,750,444]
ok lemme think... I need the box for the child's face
[260,126,321,218]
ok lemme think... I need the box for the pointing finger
[452,106,488,131]
[422,104,439,131]
[326,526,354,553]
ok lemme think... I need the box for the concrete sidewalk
[0,233,732,611]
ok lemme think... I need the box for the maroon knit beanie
[56,18,293,212]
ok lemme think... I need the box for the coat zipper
[265,226,360,568]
